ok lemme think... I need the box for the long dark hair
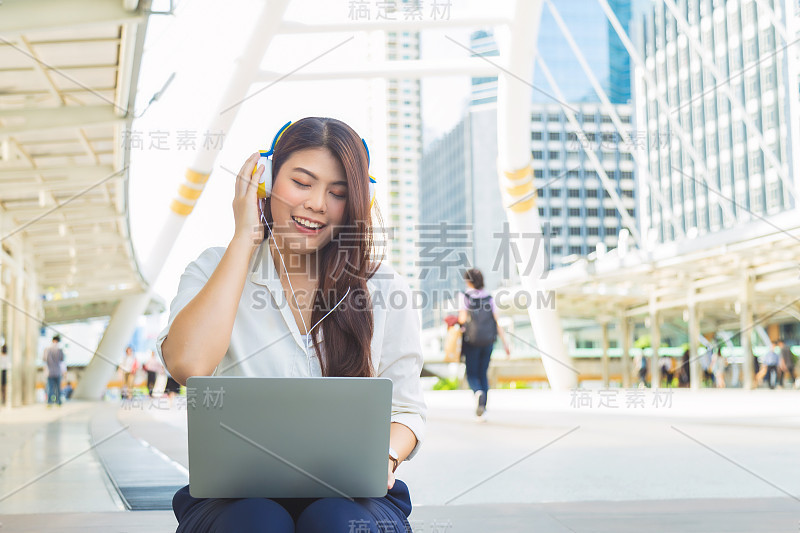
[261,117,380,377]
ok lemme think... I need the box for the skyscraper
[635,0,796,244]
[385,30,423,290]
[470,0,633,106]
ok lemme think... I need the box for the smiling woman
[263,118,376,378]
[157,117,426,532]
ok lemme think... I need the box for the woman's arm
[161,237,257,385]
[387,422,417,489]
[161,153,265,385]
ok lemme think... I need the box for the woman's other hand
[232,152,264,248]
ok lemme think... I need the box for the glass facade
[636,0,795,244]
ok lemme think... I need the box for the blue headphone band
[257,120,376,207]
[362,138,370,166]
[266,120,293,157]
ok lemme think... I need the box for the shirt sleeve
[376,271,427,461]
[155,247,223,374]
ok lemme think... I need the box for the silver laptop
[186,376,393,499]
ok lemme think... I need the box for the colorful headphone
[254,120,377,208]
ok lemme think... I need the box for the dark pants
[46,376,61,405]
[766,365,779,389]
[172,480,413,532]
[463,342,493,406]
[146,371,157,396]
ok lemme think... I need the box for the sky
[129,0,512,306]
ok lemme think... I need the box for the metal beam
[0,105,124,135]
[278,18,512,34]
[0,165,115,180]
[257,58,500,82]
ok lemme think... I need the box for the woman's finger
[236,152,260,197]
[246,164,264,196]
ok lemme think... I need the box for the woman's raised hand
[232,152,265,248]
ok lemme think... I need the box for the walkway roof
[0,0,162,323]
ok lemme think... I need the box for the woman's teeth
[293,217,323,229]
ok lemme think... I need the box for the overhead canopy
[0,0,162,323]
[499,210,800,332]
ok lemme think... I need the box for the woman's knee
[173,488,294,533]
[214,498,294,531]
[296,498,374,533]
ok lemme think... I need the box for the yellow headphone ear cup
[253,154,271,198]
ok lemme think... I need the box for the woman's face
[269,147,348,256]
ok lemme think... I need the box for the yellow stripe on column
[185,168,210,184]
[508,197,536,213]
[504,165,532,182]
[170,198,195,216]
[506,180,534,197]
[503,165,536,213]
[178,184,204,200]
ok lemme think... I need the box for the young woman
[457,268,510,421]
[158,117,426,532]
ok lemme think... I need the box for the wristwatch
[388,447,399,473]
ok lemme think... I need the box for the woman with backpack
[458,268,510,421]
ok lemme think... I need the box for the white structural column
[601,321,610,388]
[649,295,661,387]
[23,282,39,405]
[781,0,800,199]
[495,0,575,391]
[688,291,701,390]
[618,312,631,388]
[10,269,23,407]
[74,0,292,400]
[740,270,756,390]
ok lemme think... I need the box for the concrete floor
[1,388,798,532]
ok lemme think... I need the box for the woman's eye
[292,180,310,188]
[330,192,346,199]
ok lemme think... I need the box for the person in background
[658,355,674,387]
[677,349,690,387]
[457,268,510,422]
[143,350,163,397]
[119,346,138,400]
[778,339,796,389]
[756,341,785,389]
[44,335,64,407]
[711,346,727,388]
[0,345,8,405]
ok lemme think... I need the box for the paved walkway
[0,388,798,531]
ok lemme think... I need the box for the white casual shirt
[156,242,427,459]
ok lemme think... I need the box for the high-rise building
[635,0,796,244]
[418,104,637,328]
[470,1,632,106]
[469,29,500,107]
[385,30,423,290]
[531,104,637,265]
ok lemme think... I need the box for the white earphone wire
[259,205,351,375]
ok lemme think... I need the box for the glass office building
[635,0,797,244]
[470,0,632,106]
